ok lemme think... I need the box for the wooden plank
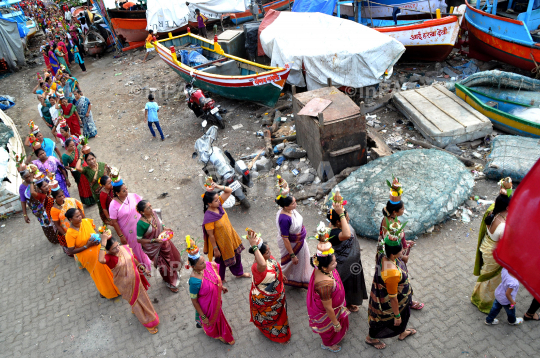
[297,98,332,117]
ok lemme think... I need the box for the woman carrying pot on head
[62,138,95,205]
[65,208,119,299]
[31,147,71,198]
[73,90,97,138]
[275,180,312,288]
[18,170,58,244]
[98,236,160,334]
[50,188,84,257]
[60,96,82,136]
[187,237,235,344]
[136,200,182,293]
[247,229,291,344]
[307,238,350,353]
[98,175,114,226]
[76,152,110,215]
[201,183,250,282]
[327,201,368,313]
[108,179,152,271]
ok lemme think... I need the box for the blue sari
[48,50,59,75]
[74,96,98,138]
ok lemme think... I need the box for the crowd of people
[12,0,539,352]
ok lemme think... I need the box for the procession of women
[10,0,539,353]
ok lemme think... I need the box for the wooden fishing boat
[154,30,290,107]
[463,0,540,72]
[455,83,540,138]
[109,17,148,43]
[336,4,465,61]
[230,0,293,25]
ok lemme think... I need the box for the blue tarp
[292,0,337,15]
[0,97,15,110]
[180,46,209,67]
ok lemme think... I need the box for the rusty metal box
[293,87,367,179]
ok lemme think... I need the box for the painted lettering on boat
[253,74,281,86]
[410,26,448,40]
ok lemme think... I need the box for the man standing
[64,8,72,24]
[251,0,266,22]
[195,9,208,39]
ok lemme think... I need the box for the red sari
[61,103,81,136]
[250,256,291,343]
[42,50,52,72]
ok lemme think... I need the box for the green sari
[61,146,95,206]
[81,162,110,219]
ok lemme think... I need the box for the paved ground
[1,41,539,358]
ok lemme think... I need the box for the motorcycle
[184,76,225,129]
[193,126,253,209]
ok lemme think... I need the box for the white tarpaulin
[259,11,405,90]
[187,0,246,22]
[146,0,190,32]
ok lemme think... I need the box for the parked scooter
[185,76,225,129]
[193,126,252,208]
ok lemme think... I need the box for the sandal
[524,313,540,321]
[411,302,424,310]
[169,286,179,293]
[347,305,360,312]
[365,339,386,350]
[398,328,417,341]
[321,344,341,353]
[147,327,158,334]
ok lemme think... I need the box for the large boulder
[331,149,474,239]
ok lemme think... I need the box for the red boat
[462,0,540,72]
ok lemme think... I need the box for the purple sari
[306,269,350,347]
[32,157,70,197]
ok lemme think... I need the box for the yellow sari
[66,218,119,299]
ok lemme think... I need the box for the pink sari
[109,193,152,271]
[198,261,235,344]
[306,269,350,347]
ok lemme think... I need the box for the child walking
[485,268,524,326]
[145,94,164,141]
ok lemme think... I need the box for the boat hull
[155,34,290,107]
[464,2,540,71]
[455,84,540,138]
[231,0,293,25]
[361,0,447,19]
[375,16,460,61]
[110,18,148,42]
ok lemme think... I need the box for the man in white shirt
[65,10,72,23]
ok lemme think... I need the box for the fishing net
[484,135,540,182]
[329,149,474,240]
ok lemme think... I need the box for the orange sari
[65,218,119,298]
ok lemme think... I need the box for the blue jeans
[486,299,516,323]
[148,121,164,139]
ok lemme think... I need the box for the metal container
[217,30,246,59]
[293,86,367,180]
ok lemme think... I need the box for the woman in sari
[98,175,114,225]
[73,90,97,138]
[377,200,424,310]
[247,230,291,344]
[32,147,71,198]
[65,208,119,299]
[327,203,368,313]
[41,44,52,72]
[57,125,80,148]
[77,152,109,211]
[202,184,249,282]
[275,194,312,288]
[366,234,416,350]
[109,181,152,271]
[47,45,59,75]
[55,43,71,75]
[307,247,350,352]
[51,188,84,256]
[60,97,82,136]
[136,200,182,293]
[188,247,235,344]
[99,237,160,334]
[472,193,511,313]
[61,138,94,205]
[19,170,58,244]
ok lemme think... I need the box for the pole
[368,0,374,26]
[427,0,433,19]
[354,0,359,23]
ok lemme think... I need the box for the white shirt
[49,105,59,123]
[38,103,43,118]
[65,11,72,21]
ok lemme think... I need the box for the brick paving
[1,179,539,358]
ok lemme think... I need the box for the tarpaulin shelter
[0,108,24,216]
[258,9,404,90]
[0,17,25,71]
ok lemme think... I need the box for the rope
[530,53,540,79]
